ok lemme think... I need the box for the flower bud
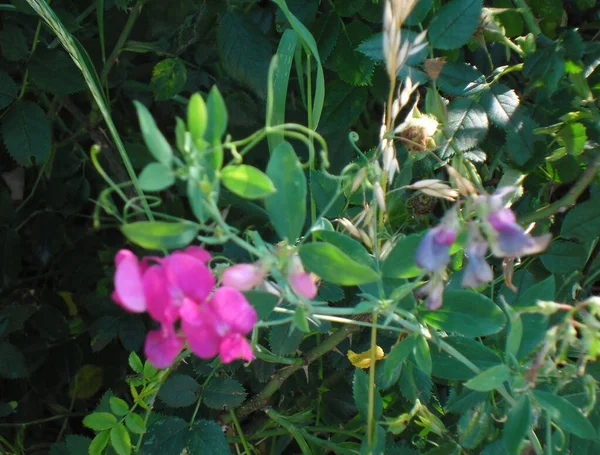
[221,263,265,291]
[289,272,318,300]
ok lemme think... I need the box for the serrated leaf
[437,62,486,96]
[150,58,187,101]
[203,378,247,410]
[128,352,143,373]
[353,368,382,421]
[332,20,374,86]
[275,0,319,28]
[217,12,272,98]
[269,320,304,356]
[157,374,199,408]
[318,80,368,134]
[405,0,433,26]
[505,115,538,166]
[125,413,146,435]
[0,72,17,110]
[438,98,488,160]
[480,84,520,130]
[110,424,131,455]
[0,23,29,61]
[334,0,366,17]
[0,342,28,379]
[89,430,111,455]
[140,415,186,455]
[265,141,306,242]
[221,165,276,199]
[186,420,230,454]
[109,397,130,416]
[428,0,482,50]
[29,49,86,95]
[313,12,341,63]
[83,412,118,431]
[523,46,565,96]
[1,101,51,166]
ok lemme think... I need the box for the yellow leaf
[347,346,385,369]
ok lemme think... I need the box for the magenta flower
[462,228,494,289]
[112,250,148,313]
[415,225,457,273]
[222,263,265,291]
[487,208,551,258]
[183,287,257,364]
[144,328,184,369]
[287,255,317,300]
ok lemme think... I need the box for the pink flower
[289,272,317,300]
[113,250,147,313]
[144,328,184,369]
[222,263,265,291]
[183,287,257,364]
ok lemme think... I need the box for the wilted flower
[487,208,551,258]
[396,114,438,152]
[182,287,257,364]
[288,255,318,300]
[415,211,458,273]
[462,227,494,288]
[416,275,445,310]
[222,262,266,291]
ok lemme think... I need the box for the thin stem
[512,0,543,37]
[229,410,253,454]
[367,312,378,450]
[0,414,83,428]
[18,19,43,100]
[189,367,218,426]
[519,154,600,224]
[100,0,145,85]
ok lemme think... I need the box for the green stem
[367,312,378,450]
[229,410,253,454]
[0,414,83,428]
[18,18,43,100]
[189,367,218,426]
[221,323,359,424]
[512,0,543,37]
[100,0,145,86]
[519,154,600,225]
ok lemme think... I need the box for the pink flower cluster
[112,247,257,368]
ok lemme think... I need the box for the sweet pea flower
[144,328,184,369]
[112,250,148,313]
[416,275,445,310]
[183,287,257,364]
[222,263,266,291]
[288,255,317,300]
[462,227,494,289]
[415,211,458,273]
[487,208,551,258]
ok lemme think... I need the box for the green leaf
[203,378,247,410]
[0,228,21,288]
[269,321,304,356]
[405,0,433,26]
[138,163,175,192]
[128,352,143,373]
[428,0,482,50]
[505,116,538,166]
[29,49,86,96]
[110,424,131,455]
[541,240,589,274]
[141,415,186,455]
[118,316,145,352]
[0,342,28,379]
[437,62,486,96]
[438,98,488,160]
[244,291,279,319]
[299,242,379,286]
[533,391,597,440]
[313,12,341,63]
[331,20,375,86]
[150,58,187,101]
[334,0,365,17]
[458,403,491,449]
[187,93,207,143]
[221,165,276,199]
[125,413,146,435]
[217,13,272,98]
[464,365,510,391]
[157,374,199,408]
[313,230,373,268]
[523,47,565,96]
[414,336,432,376]
[265,141,306,242]
[504,395,531,455]
[89,430,111,455]
[185,420,231,454]
[357,31,428,66]
[0,23,29,61]
[310,171,345,218]
[121,221,199,251]
[1,101,51,166]
[83,412,118,431]
[421,290,506,337]
[480,84,520,130]
[0,72,17,110]
[71,365,103,399]
[109,397,130,417]
[431,337,502,381]
[318,80,368,134]
[353,369,382,421]
[133,101,173,166]
[205,86,228,144]
[381,336,416,389]
[561,200,600,242]
[381,233,424,278]
[275,0,318,28]
[559,122,587,156]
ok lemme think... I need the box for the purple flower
[462,228,493,289]
[416,276,445,310]
[487,208,551,258]
[415,225,457,273]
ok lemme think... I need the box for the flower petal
[219,333,254,364]
[143,265,178,323]
[209,287,257,335]
[182,309,220,359]
[183,246,212,263]
[415,226,455,273]
[144,329,183,369]
[163,253,215,302]
[289,272,318,300]
[114,250,146,312]
[222,264,265,291]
